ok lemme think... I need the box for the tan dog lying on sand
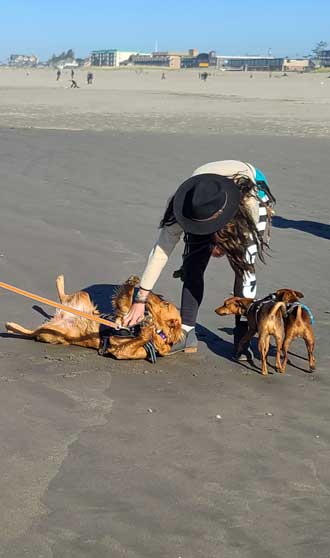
[6,275,182,360]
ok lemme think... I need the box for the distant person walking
[87,72,93,85]
[71,69,75,79]
[70,79,79,88]
[56,69,61,81]
[161,72,166,80]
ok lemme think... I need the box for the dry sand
[0,68,330,557]
[1,67,330,136]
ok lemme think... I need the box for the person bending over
[123,161,275,360]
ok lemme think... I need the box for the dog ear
[275,289,287,300]
[237,298,251,309]
[293,290,304,299]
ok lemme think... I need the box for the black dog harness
[246,294,277,324]
[98,315,167,364]
[246,295,315,326]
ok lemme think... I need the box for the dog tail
[296,305,302,321]
[6,322,36,337]
[269,301,286,318]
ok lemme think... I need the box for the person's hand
[122,302,145,327]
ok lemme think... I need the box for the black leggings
[180,234,256,327]
[180,235,212,326]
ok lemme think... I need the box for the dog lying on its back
[6,274,101,348]
[6,275,182,360]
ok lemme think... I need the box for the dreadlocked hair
[213,202,266,277]
[232,173,256,197]
[159,196,176,228]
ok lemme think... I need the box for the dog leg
[275,333,284,373]
[282,334,293,372]
[6,322,36,337]
[304,332,316,371]
[258,334,269,375]
[236,328,255,357]
[56,274,66,303]
[108,337,148,360]
[112,276,140,324]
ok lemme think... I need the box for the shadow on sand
[0,283,314,374]
[83,283,119,315]
[273,215,330,240]
[197,324,313,375]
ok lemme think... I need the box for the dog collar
[156,329,167,340]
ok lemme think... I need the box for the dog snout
[215,306,229,315]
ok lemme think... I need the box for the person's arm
[122,223,183,326]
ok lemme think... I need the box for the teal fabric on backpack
[255,168,269,198]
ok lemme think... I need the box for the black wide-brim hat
[173,173,241,235]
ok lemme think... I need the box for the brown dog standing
[215,296,285,375]
[274,289,316,372]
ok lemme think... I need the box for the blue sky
[0,0,328,61]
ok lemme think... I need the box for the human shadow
[273,216,330,240]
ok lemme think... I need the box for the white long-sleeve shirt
[140,160,259,291]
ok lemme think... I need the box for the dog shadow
[199,324,302,375]
[196,323,265,374]
[0,284,314,375]
[285,350,314,374]
[83,283,119,315]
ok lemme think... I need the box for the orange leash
[0,281,118,329]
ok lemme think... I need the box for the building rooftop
[217,55,281,60]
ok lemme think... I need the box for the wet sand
[0,71,330,557]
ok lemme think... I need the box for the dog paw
[125,275,140,286]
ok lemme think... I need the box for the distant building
[181,52,216,68]
[91,49,139,67]
[282,58,314,72]
[216,55,284,71]
[319,50,330,67]
[130,49,216,69]
[130,52,181,68]
[9,54,38,67]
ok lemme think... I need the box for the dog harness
[246,294,277,324]
[285,302,315,324]
[98,318,168,364]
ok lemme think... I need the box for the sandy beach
[1,67,330,136]
[0,69,330,557]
